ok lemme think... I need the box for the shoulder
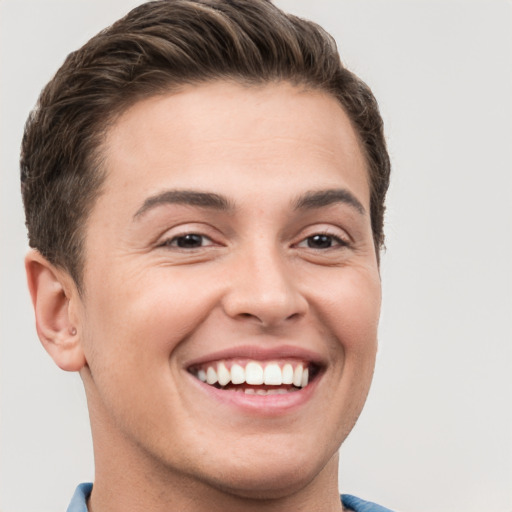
[341,494,396,512]
[66,483,92,512]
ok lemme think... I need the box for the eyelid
[293,225,351,248]
[163,233,215,248]
[295,233,349,249]
[154,223,223,248]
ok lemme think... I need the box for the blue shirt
[67,482,394,512]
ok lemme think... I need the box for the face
[74,81,381,498]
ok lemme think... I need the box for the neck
[90,454,343,512]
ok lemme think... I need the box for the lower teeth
[240,387,298,395]
[208,382,303,394]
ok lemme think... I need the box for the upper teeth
[195,361,310,388]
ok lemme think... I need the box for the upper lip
[183,344,326,369]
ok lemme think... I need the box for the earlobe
[25,250,86,372]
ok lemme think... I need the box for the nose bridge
[222,239,307,326]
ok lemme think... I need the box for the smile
[188,360,320,394]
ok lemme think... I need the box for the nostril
[234,309,304,327]
[239,312,255,319]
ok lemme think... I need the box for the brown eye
[165,233,213,248]
[296,233,349,250]
[307,234,334,249]
[176,234,203,248]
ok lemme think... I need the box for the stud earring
[70,327,77,336]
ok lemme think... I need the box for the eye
[163,233,214,249]
[297,233,348,249]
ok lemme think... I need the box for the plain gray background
[1,1,511,511]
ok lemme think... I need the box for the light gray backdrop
[1,1,511,511]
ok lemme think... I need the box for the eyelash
[160,233,215,249]
[295,232,350,250]
[160,231,349,251]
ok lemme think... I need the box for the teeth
[194,360,313,389]
[282,363,293,384]
[245,362,264,385]
[206,366,218,385]
[301,367,309,387]
[217,362,231,386]
[263,363,282,385]
[252,388,297,396]
[230,363,245,385]
[293,365,303,387]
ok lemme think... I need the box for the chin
[191,444,337,501]
[204,469,317,501]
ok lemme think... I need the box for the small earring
[70,327,77,336]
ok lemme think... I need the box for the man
[21,1,391,511]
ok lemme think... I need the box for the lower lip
[187,372,321,415]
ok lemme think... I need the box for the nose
[221,245,308,328]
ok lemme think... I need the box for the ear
[25,250,86,372]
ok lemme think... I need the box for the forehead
[96,80,370,215]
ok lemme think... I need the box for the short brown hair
[21,0,390,290]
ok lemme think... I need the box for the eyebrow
[293,188,366,215]
[133,189,233,219]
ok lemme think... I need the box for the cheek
[81,268,223,371]
[316,269,381,354]
[78,273,220,430]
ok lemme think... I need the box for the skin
[26,81,381,512]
